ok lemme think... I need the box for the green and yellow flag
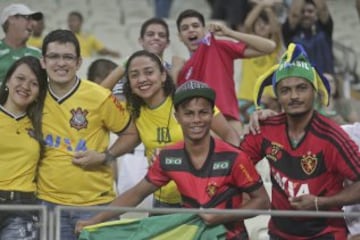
[78,213,227,240]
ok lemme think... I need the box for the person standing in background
[67,11,121,58]
[28,16,45,49]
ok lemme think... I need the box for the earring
[5,86,8,91]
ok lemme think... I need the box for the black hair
[87,58,117,84]
[124,50,175,119]
[0,56,48,158]
[42,29,81,57]
[176,9,205,31]
[140,17,170,41]
[68,11,83,22]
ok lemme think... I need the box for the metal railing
[0,205,47,240]
[2,204,360,239]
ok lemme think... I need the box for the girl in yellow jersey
[0,56,47,240]
[75,50,240,210]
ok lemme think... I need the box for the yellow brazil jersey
[135,96,220,204]
[75,32,104,58]
[0,107,40,192]
[37,79,130,206]
[238,43,282,101]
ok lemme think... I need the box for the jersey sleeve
[239,133,265,164]
[231,151,263,193]
[326,131,360,182]
[145,153,171,187]
[100,94,131,134]
[216,39,246,59]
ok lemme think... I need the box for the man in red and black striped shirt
[240,43,360,240]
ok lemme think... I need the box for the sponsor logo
[70,107,88,130]
[213,161,229,170]
[272,169,310,197]
[165,157,182,165]
[301,151,318,175]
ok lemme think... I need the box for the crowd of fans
[1,1,360,240]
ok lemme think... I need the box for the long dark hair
[124,50,175,118]
[0,56,48,157]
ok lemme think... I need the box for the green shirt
[0,40,41,85]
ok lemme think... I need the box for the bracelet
[102,150,117,165]
[314,197,319,211]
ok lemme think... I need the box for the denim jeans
[0,214,38,240]
[39,200,110,240]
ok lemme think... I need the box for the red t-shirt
[240,112,360,240]
[146,138,263,239]
[177,34,246,120]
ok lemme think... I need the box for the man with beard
[240,43,360,239]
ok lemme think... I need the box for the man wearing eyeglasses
[0,3,43,86]
[37,29,133,240]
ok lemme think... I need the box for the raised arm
[210,112,241,147]
[287,0,305,30]
[209,22,276,57]
[100,65,125,90]
[313,0,331,24]
[244,2,268,33]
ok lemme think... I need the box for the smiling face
[5,63,40,114]
[139,23,169,57]
[178,17,206,53]
[276,77,315,117]
[41,41,81,90]
[175,97,213,143]
[127,55,167,107]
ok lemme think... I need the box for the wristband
[103,150,117,165]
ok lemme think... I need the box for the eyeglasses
[45,53,78,63]
[14,15,31,21]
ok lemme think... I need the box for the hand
[289,194,317,211]
[199,213,220,226]
[75,219,98,235]
[72,150,106,168]
[208,22,230,37]
[248,109,278,134]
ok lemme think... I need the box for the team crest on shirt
[265,142,283,162]
[206,182,219,197]
[301,151,318,175]
[70,107,88,130]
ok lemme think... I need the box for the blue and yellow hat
[253,43,331,109]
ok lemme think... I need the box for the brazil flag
[78,213,227,240]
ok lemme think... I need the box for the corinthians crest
[70,107,88,130]
[301,151,318,175]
